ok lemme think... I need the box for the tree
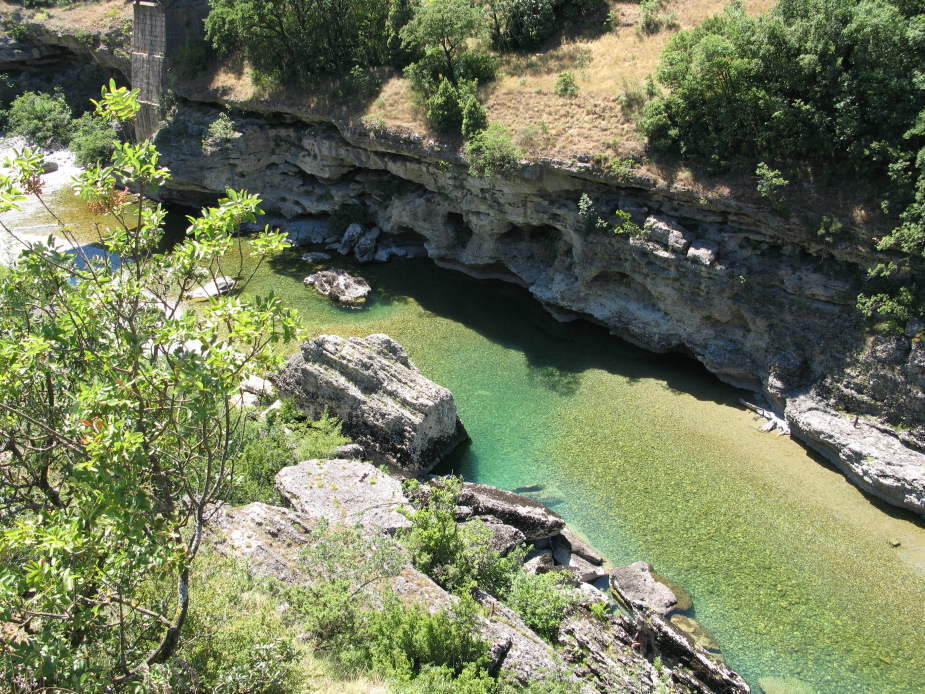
[461,95,488,138]
[0,81,299,691]
[400,0,484,85]
[206,0,392,82]
[427,76,463,132]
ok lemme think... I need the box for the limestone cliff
[151,99,925,513]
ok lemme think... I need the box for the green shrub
[554,70,579,97]
[755,162,788,209]
[367,594,490,680]
[396,663,501,694]
[504,570,579,641]
[7,90,74,147]
[487,0,557,51]
[461,96,488,138]
[405,50,497,98]
[400,477,525,595]
[327,201,373,238]
[69,112,116,166]
[350,65,383,98]
[229,403,350,505]
[148,547,300,694]
[428,77,463,133]
[282,519,407,654]
[464,123,523,177]
[205,110,237,144]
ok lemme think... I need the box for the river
[6,172,925,694]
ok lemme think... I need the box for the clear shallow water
[249,247,925,694]
[6,181,925,694]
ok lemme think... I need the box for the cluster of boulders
[220,333,750,694]
[244,216,425,264]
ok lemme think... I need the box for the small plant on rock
[464,122,523,177]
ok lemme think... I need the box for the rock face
[153,100,925,516]
[276,458,411,533]
[609,561,680,616]
[786,393,925,514]
[274,334,468,472]
[457,482,566,541]
[307,268,371,304]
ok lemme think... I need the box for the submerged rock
[308,268,371,305]
[758,676,818,694]
[301,251,331,262]
[670,614,721,652]
[276,458,411,533]
[273,334,468,472]
[609,561,679,616]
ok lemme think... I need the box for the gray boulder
[309,268,371,305]
[276,458,411,533]
[208,502,318,583]
[786,393,925,514]
[687,239,719,265]
[473,588,577,686]
[524,548,555,574]
[273,334,469,473]
[338,222,365,254]
[644,215,695,253]
[609,561,679,616]
[301,251,331,262]
[354,226,381,263]
[458,482,566,541]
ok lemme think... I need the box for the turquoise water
[10,177,924,694]
[247,247,925,694]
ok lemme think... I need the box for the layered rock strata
[150,102,925,516]
[273,334,469,473]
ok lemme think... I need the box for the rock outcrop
[276,458,412,533]
[609,561,680,616]
[786,393,925,514]
[305,268,371,304]
[457,482,566,541]
[273,334,468,472]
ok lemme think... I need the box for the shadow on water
[267,249,748,409]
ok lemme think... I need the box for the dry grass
[362,0,778,162]
[0,0,132,34]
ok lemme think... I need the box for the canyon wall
[154,100,925,514]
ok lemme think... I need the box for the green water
[8,187,925,693]
[249,248,925,694]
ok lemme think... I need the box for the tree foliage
[206,0,392,81]
[485,0,557,50]
[641,0,925,317]
[400,0,484,85]
[0,81,299,691]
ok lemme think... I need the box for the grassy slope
[4,0,892,239]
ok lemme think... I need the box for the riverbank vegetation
[0,82,591,694]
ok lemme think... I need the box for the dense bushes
[641,0,925,319]
[486,0,557,50]
[228,400,349,505]
[4,90,116,165]
[206,0,394,81]
[465,123,524,176]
